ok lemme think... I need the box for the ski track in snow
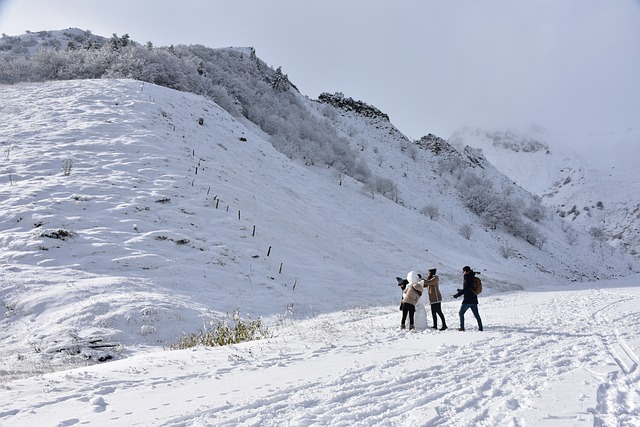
[0,285,638,426]
[590,290,640,427]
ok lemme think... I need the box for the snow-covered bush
[421,204,439,220]
[499,245,516,259]
[524,199,546,222]
[459,223,473,240]
[362,175,400,202]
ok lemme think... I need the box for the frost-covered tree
[374,176,400,202]
[421,204,439,220]
[521,222,546,249]
[406,145,418,161]
[524,199,546,222]
[499,245,516,259]
[108,33,130,51]
[361,175,400,202]
[459,223,473,240]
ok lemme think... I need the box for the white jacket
[402,271,423,305]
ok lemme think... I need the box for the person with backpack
[453,266,483,331]
[400,271,423,330]
[424,268,447,331]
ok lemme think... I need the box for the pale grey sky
[1,0,639,139]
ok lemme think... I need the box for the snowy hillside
[0,76,637,368]
[0,30,639,425]
[450,127,640,259]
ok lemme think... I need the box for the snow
[1,79,639,426]
[450,126,640,256]
[1,279,639,426]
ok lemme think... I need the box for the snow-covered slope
[450,127,640,258]
[311,95,635,281]
[0,79,635,374]
[2,79,431,366]
[0,277,638,426]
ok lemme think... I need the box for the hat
[396,276,403,283]
[429,268,437,275]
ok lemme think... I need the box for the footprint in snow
[90,396,107,413]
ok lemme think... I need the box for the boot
[440,325,448,331]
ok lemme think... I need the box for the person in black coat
[453,266,483,331]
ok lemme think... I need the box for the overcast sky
[1,0,639,140]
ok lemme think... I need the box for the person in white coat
[400,271,423,330]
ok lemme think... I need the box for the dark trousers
[401,303,416,328]
[459,304,483,330]
[430,302,446,328]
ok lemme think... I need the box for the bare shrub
[421,204,439,220]
[499,245,516,259]
[459,223,473,240]
[62,158,74,176]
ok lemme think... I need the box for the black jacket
[453,270,478,304]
